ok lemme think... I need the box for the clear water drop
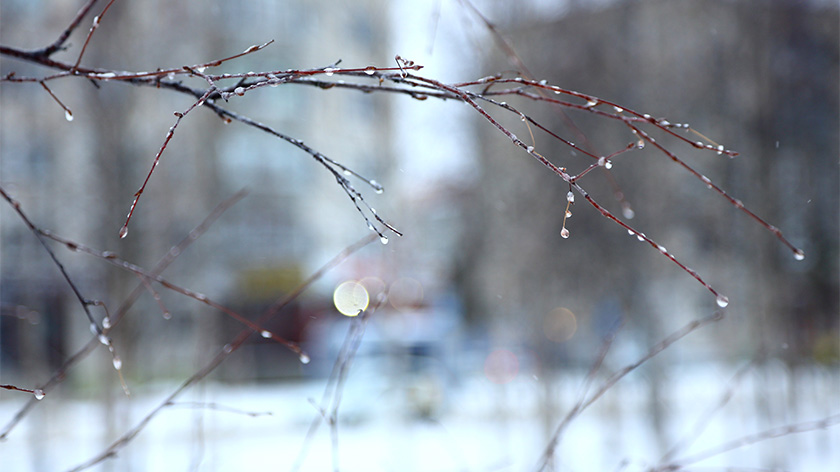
[565,210,572,218]
[195,66,206,73]
[793,249,805,261]
[222,344,233,354]
[716,144,725,155]
[64,110,74,122]
[628,230,634,236]
[260,330,272,339]
[636,234,645,242]
[605,161,613,169]
[613,106,624,113]
[364,66,376,75]
[119,226,129,239]
[98,334,109,345]
[102,317,111,329]
[89,323,98,335]
[369,180,384,194]
[112,356,122,370]
[380,235,389,245]
[234,87,245,96]
[585,99,598,107]
[716,295,730,308]
[622,207,635,219]
[637,139,645,149]
[33,389,45,400]
[560,228,570,239]
[366,221,376,232]
[299,353,311,364]
[324,68,336,77]
[526,146,535,153]
[566,191,575,203]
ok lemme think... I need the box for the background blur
[1,0,837,471]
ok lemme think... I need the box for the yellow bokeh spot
[333,281,369,317]
[544,307,577,343]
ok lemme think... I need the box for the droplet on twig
[299,353,311,364]
[380,235,389,245]
[260,330,272,339]
[112,356,122,370]
[119,226,129,239]
[64,110,74,122]
[566,191,575,203]
[793,249,805,261]
[33,389,45,400]
[715,295,730,308]
[560,228,570,239]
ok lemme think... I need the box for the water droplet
[369,180,384,194]
[526,146,535,153]
[565,210,572,218]
[33,389,45,400]
[716,144,725,155]
[613,106,624,113]
[112,356,122,370]
[716,295,730,308]
[793,249,805,261]
[299,353,311,364]
[560,228,570,239]
[643,114,651,119]
[102,317,111,329]
[660,120,671,126]
[196,66,206,73]
[222,344,233,354]
[89,323,98,335]
[162,311,171,320]
[622,207,635,219]
[98,334,109,345]
[380,235,389,245]
[585,99,598,107]
[364,66,376,75]
[64,110,74,122]
[636,234,645,242]
[657,245,667,254]
[636,139,645,149]
[366,221,376,232]
[343,170,352,176]
[234,87,245,96]
[627,230,635,236]
[167,71,176,80]
[324,68,336,77]
[119,226,129,239]
[566,191,575,203]
[196,294,208,302]
[92,15,100,27]
[260,330,272,339]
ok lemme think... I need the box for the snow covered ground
[1,359,837,472]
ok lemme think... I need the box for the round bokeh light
[333,280,369,317]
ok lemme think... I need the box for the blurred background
[1,0,837,471]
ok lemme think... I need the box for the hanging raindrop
[33,389,45,400]
[716,295,730,308]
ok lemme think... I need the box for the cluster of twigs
[0,0,827,471]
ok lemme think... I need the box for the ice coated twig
[536,311,725,472]
[292,291,387,472]
[0,189,247,440]
[67,235,376,472]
